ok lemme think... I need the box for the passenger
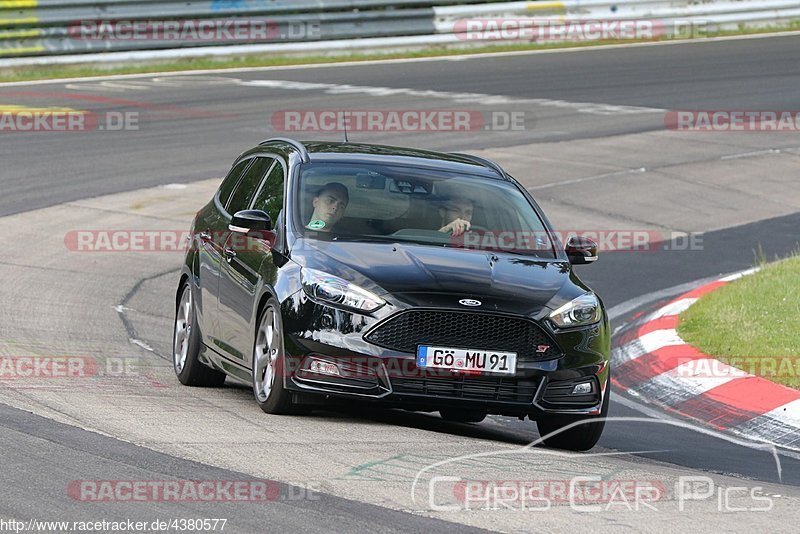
[438,197,474,237]
[306,182,349,232]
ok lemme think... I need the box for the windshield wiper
[331,234,451,246]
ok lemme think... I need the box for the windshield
[295,162,557,258]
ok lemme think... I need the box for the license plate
[416,346,517,375]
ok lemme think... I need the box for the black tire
[252,298,306,415]
[173,282,226,387]
[439,408,487,423]
[536,374,611,452]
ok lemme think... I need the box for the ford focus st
[173,138,610,451]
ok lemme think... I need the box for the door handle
[224,248,237,261]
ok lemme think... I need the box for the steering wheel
[462,224,489,234]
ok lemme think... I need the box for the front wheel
[536,374,610,451]
[252,298,305,415]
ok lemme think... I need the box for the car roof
[256,139,508,180]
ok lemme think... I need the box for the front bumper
[280,292,610,418]
[288,354,607,416]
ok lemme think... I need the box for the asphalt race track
[2,34,800,532]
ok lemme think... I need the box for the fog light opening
[571,382,594,395]
[308,359,342,377]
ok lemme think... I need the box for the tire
[252,298,306,415]
[173,282,226,387]
[439,408,487,423]
[536,373,611,452]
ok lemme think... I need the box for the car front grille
[391,374,540,404]
[364,310,559,360]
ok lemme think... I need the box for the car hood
[293,238,576,316]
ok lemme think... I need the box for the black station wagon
[173,138,610,451]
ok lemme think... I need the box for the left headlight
[549,292,602,328]
[301,268,385,313]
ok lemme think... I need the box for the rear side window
[217,159,251,208]
[227,157,274,214]
[251,161,285,224]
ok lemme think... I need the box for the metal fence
[1,0,799,61]
[435,0,800,35]
[0,0,499,57]
[0,0,444,57]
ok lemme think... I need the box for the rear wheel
[173,282,226,387]
[252,298,306,415]
[439,408,487,423]
[536,374,610,451]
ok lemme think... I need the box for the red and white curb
[612,268,800,449]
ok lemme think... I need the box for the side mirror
[230,210,272,233]
[566,236,598,265]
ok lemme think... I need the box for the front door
[217,156,283,364]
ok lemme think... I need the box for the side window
[251,160,285,224]
[217,159,251,208]
[226,157,274,215]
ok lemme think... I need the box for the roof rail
[449,152,507,180]
[259,137,310,163]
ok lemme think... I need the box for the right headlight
[301,268,385,313]
[549,292,602,328]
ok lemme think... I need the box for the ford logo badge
[459,299,482,307]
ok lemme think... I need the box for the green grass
[678,255,800,389]
[1,21,799,83]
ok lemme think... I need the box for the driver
[438,197,474,237]
[306,182,349,232]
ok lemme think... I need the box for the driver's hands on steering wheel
[439,217,471,237]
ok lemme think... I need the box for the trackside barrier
[0,0,455,57]
[434,0,800,39]
[0,0,798,62]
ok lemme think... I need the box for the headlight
[301,268,385,312]
[549,292,602,328]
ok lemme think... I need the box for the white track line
[613,329,686,365]
[647,297,698,320]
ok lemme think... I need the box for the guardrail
[435,0,800,37]
[0,0,468,57]
[0,0,798,63]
